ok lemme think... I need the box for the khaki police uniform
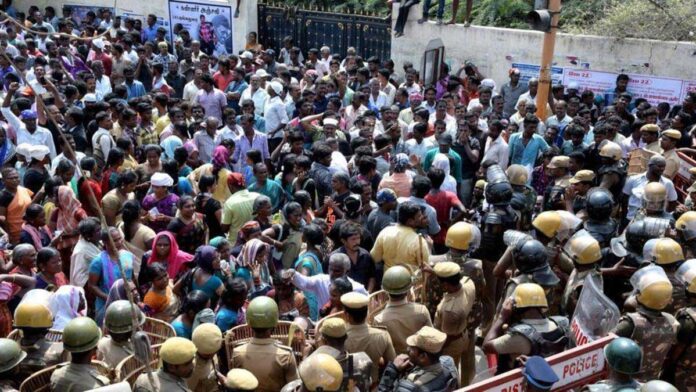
[373,298,433,354]
[186,356,218,392]
[96,336,134,369]
[434,277,475,377]
[345,323,396,382]
[134,369,191,391]
[230,337,299,392]
[50,363,110,392]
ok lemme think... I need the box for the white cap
[151,172,174,187]
[29,145,50,161]
[255,69,268,78]
[241,51,253,60]
[268,81,283,95]
[568,82,579,90]
[83,93,98,103]
[92,38,105,50]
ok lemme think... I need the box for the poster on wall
[168,0,233,57]
[512,62,563,86]
[63,5,114,27]
[682,80,696,101]
[563,69,684,106]
[119,11,169,32]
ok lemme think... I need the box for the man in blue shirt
[123,65,146,99]
[508,114,550,168]
[141,14,159,43]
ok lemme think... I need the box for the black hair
[116,170,138,188]
[181,290,210,315]
[344,306,368,323]
[23,203,44,221]
[427,167,446,189]
[121,199,141,241]
[198,174,216,193]
[36,247,59,269]
[302,223,325,247]
[397,201,421,225]
[412,175,431,198]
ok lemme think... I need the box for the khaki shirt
[50,363,110,392]
[663,148,680,180]
[96,336,134,369]
[230,337,298,392]
[373,299,433,354]
[434,278,476,336]
[345,323,396,382]
[134,368,191,392]
[644,141,663,154]
[17,338,66,380]
[186,356,218,392]
[489,318,556,356]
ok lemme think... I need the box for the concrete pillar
[233,0,258,54]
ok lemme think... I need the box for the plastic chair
[114,344,162,387]
[367,290,389,324]
[141,317,176,345]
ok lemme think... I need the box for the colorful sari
[294,251,323,320]
[141,192,179,233]
[6,186,33,244]
[147,231,194,280]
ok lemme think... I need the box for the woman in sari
[174,245,224,307]
[35,247,68,290]
[252,195,273,231]
[120,200,156,266]
[48,285,87,331]
[142,172,179,233]
[135,145,163,200]
[50,185,88,276]
[235,238,273,298]
[87,227,135,325]
[19,203,53,250]
[77,157,102,218]
[142,262,179,322]
[143,231,194,283]
[0,167,33,244]
[100,148,125,194]
[432,153,458,194]
[187,146,232,203]
[167,196,207,254]
[294,223,325,320]
[196,190,224,240]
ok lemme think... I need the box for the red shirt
[79,178,102,217]
[213,70,235,91]
[425,190,461,245]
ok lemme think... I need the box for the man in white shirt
[428,100,457,138]
[92,60,111,101]
[183,69,202,103]
[307,48,329,78]
[399,69,421,96]
[240,74,268,116]
[621,155,677,221]
[480,120,509,170]
[1,83,56,158]
[318,46,332,73]
[545,100,573,144]
[193,117,218,163]
[91,112,116,164]
[368,78,388,110]
[405,122,436,159]
[264,81,289,143]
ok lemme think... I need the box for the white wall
[391,3,696,88]
[15,0,257,54]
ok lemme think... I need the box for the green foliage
[471,0,532,29]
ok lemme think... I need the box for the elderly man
[621,155,678,223]
[283,253,368,313]
[240,73,268,116]
[265,81,288,152]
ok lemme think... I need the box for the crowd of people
[0,2,694,392]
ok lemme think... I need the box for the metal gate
[257,2,391,61]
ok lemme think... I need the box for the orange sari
[7,186,33,244]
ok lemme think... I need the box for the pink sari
[147,231,194,279]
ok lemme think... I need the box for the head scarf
[184,140,198,157]
[195,245,218,273]
[148,231,194,279]
[432,153,458,194]
[239,238,267,268]
[49,285,87,331]
[239,221,261,242]
[57,185,82,232]
[212,146,229,171]
[103,279,129,316]
[209,236,229,249]
[192,308,216,331]
[161,135,183,160]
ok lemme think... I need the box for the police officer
[542,156,572,211]
[341,292,396,385]
[224,369,258,392]
[521,356,559,391]
[634,182,674,224]
[561,233,603,316]
[498,239,560,315]
[664,259,696,391]
[313,318,372,391]
[378,326,456,391]
[649,238,688,313]
[0,338,27,391]
[281,353,343,392]
[676,211,696,258]
[597,140,627,202]
[507,164,537,231]
[231,296,298,392]
[612,267,679,381]
[50,317,110,391]
[565,170,596,217]
[134,336,196,391]
[189,323,223,392]
[97,300,145,368]
[13,301,66,382]
[583,188,619,250]
[433,261,475,386]
[582,337,642,391]
[477,164,518,332]
[483,283,570,374]
[373,265,432,355]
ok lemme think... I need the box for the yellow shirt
[663,148,680,180]
[370,224,429,270]
[155,114,171,136]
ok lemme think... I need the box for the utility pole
[532,0,561,120]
